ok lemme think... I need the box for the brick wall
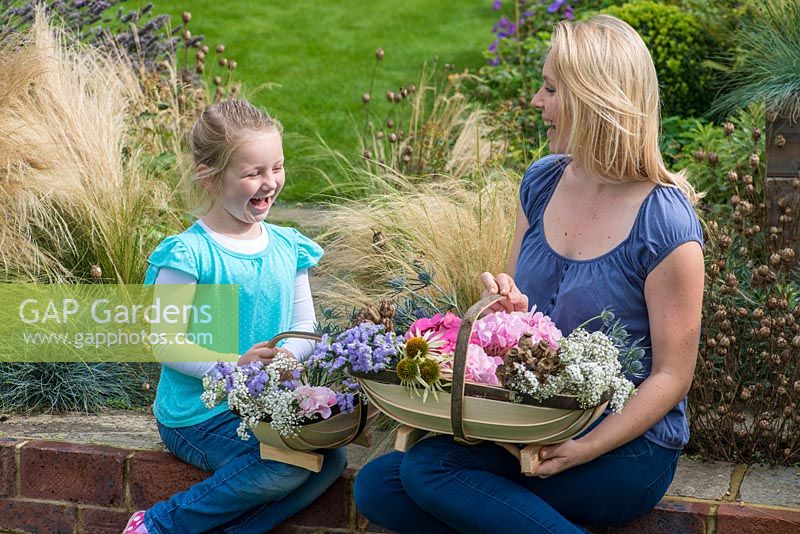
[2,437,799,534]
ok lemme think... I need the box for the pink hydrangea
[470,308,562,357]
[294,385,338,419]
[406,312,462,354]
[441,345,503,386]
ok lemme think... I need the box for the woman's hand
[496,438,594,478]
[480,272,529,313]
[238,342,295,367]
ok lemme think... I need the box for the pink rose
[295,385,338,419]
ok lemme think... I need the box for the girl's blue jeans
[144,410,347,534]
[354,433,680,534]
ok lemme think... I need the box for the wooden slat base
[519,445,542,476]
[260,443,324,472]
[394,425,429,452]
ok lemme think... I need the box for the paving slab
[0,410,162,451]
[270,203,330,230]
[739,464,800,508]
[667,456,735,500]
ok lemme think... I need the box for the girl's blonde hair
[549,15,700,203]
[189,99,283,212]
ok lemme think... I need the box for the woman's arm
[532,241,704,476]
[481,202,530,313]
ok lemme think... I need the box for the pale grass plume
[316,167,520,310]
[0,12,186,283]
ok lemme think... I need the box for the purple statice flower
[335,392,356,413]
[325,322,400,373]
[246,370,269,396]
[564,5,575,19]
[492,0,502,10]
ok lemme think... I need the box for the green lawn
[130,0,498,201]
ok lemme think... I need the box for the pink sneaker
[122,511,148,534]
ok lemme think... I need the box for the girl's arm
[532,241,704,476]
[279,269,318,361]
[151,268,238,378]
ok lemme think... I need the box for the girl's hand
[480,272,529,313]
[238,342,295,367]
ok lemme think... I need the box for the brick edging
[1,437,799,534]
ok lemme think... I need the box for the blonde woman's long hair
[549,15,700,203]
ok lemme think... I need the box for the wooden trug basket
[354,295,608,474]
[250,331,377,472]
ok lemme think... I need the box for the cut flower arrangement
[201,301,642,447]
[349,306,640,413]
[201,342,382,440]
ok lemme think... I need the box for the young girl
[124,100,346,534]
[354,15,704,533]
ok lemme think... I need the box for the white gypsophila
[508,363,540,396]
[507,327,636,412]
[201,375,227,409]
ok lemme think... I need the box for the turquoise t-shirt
[143,221,323,428]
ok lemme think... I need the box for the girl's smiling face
[205,129,285,234]
[531,56,567,153]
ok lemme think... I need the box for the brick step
[2,437,799,534]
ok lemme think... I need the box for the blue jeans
[144,410,348,534]
[354,434,679,533]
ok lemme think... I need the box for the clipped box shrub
[601,0,717,117]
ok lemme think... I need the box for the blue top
[515,155,703,449]
[144,221,324,428]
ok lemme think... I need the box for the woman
[354,15,704,533]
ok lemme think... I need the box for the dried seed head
[90,265,102,280]
[389,133,398,143]
[228,60,237,71]
[182,29,192,41]
[726,170,738,183]
[386,90,396,102]
[196,63,205,74]
[142,382,151,391]
[723,122,735,136]
[774,134,786,148]
[740,388,751,400]
[201,45,210,54]
[196,51,205,61]
[177,93,186,105]
[213,76,222,86]
[707,152,719,166]
[749,154,760,168]
[362,93,371,104]
[386,119,395,129]
[182,11,192,23]
[743,174,753,185]
[215,44,225,54]
[752,127,761,142]
[362,150,372,160]
[770,253,782,266]
[375,48,385,60]
[376,131,384,139]
[219,58,228,67]
[693,149,706,162]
